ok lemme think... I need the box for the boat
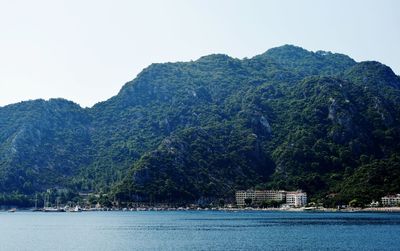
[69,205,82,212]
[32,194,41,211]
[43,207,65,212]
[41,193,65,212]
[8,208,16,213]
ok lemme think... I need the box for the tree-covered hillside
[1,45,399,206]
[0,99,92,205]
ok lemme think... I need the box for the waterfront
[1,211,400,250]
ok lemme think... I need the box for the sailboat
[32,194,41,212]
[42,194,65,212]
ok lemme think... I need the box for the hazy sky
[0,0,399,107]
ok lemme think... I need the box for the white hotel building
[286,191,308,207]
[381,194,400,206]
[235,189,307,207]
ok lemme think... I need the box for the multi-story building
[235,190,256,207]
[255,190,286,202]
[381,194,400,206]
[235,190,297,207]
[285,191,307,207]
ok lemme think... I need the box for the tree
[349,199,364,208]
[244,198,252,206]
[218,199,225,207]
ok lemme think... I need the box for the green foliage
[0,99,92,195]
[244,198,252,206]
[348,199,364,208]
[0,45,399,206]
[261,200,283,208]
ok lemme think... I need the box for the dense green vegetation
[0,45,399,207]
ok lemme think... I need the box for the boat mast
[35,193,38,209]
[43,194,46,209]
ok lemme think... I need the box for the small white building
[286,191,307,207]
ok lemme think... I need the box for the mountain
[0,99,92,205]
[1,45,399,207]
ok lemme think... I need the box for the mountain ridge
[1,45,399,207]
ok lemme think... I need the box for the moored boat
[43,207,65,212]
[69,205,82,212]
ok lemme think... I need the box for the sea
[1,210,400,250]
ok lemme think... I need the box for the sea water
[0,211,400,250]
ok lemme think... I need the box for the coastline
[2,206,400,213]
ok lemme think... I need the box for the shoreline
[2,207,400,213]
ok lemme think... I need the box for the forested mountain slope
[1,45,399,206]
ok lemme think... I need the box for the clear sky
[0,0,399,107]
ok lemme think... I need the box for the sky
[0,0,399,108]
